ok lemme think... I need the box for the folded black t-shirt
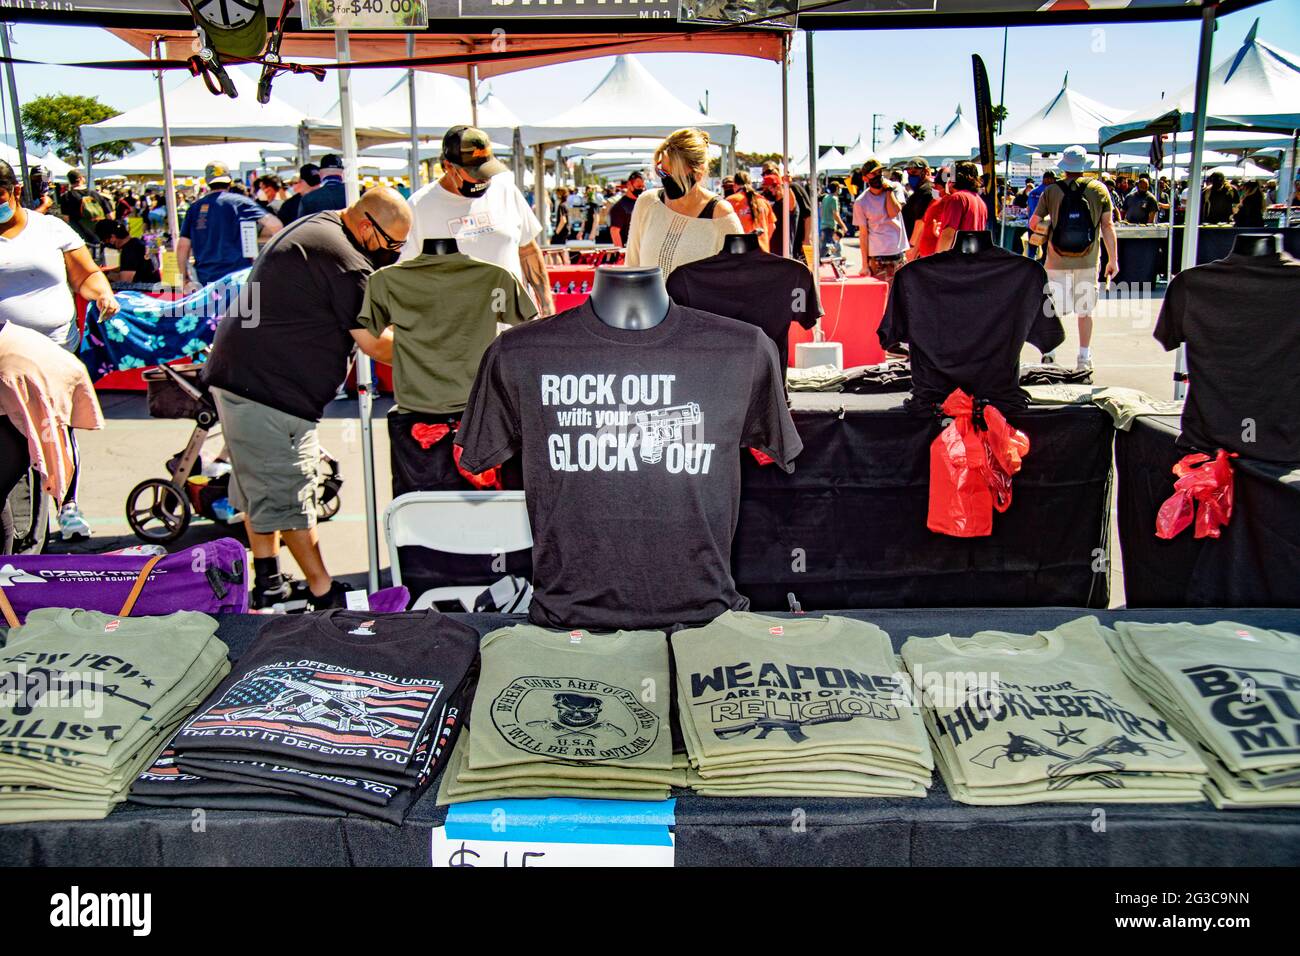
[171,610,479,780]
[879,245,1062,414]
[1155,251,1300,463]
[455,300,803,630]
[666,247,821,377]
[130,750,345,817]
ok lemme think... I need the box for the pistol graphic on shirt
[633,403,702,464]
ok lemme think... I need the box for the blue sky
[2,2,1297,155]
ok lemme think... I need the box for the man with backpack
[1027,145,1118,373]
[59,170,112,261]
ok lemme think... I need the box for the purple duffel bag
[0,538,248,625]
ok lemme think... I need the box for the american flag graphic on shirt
[183,662,445,760]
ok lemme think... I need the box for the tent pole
[1175,3,1216,401]
[1165,128,1177,283]
[805,28,820,310]
[780,33,790,259]
[467,64,479,128]
[999,145,1009,247]
[336,28,379,593]
[1283,130,1298,228]
[153,37,180,249]
[513,127,525,195]
[534,144,548,242]
[2,24,30,193]
[406,33,420,193]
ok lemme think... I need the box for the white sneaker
[59,503,91,541]
[1076,356,1094,373]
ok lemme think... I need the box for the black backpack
[1050,181,1097,257]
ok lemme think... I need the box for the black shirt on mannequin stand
[423,237,460,256]
[1155,229,1300,463]
[588,265,671,330]
[664,233,821,377]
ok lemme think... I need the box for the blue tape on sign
[445,798,676,845]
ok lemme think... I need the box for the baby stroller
[126,361,342,543]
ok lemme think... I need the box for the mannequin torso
[954,229,994,254]
[1231,233,1282,257]
[722,233,761,255]
[423,237,460,256]
[589,266,671,330]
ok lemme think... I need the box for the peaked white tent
[838,135,874,170]
[520,55,735,148]
[915,105,980,165]
[322,72,520,144]
[80,69,404,151]
[1204,161,1274,180]
[1099,21,1300,145]
[818,147,850,174]
[876,129,923,164]
[1006,74,1127,153]
[36,151,73,178]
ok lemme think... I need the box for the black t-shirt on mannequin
[1155,249,1300,463]
[879,244,1062,414]
[455,299,803,630]
[666,245,822,377]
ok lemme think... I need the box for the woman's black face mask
[658,166,696,201]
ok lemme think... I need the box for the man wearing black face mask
[202,188,411,611]
[403,125,554,316]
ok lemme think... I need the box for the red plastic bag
[411,421,503,490]
[927,389,1030,538]
[1155,450,1235,540]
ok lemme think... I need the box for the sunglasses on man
[365,212,405,251]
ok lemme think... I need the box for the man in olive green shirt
[358,250,537,494]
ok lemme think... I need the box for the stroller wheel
[316,493,342,521]
[126,479,192,543]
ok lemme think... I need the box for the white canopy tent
[92,141,297,178]
[1006,74,1127,154]
[915,105,980,165]
[1204,161,1274,180]
[875,129,922,164]
[1098,20,1300,200]
[80,69,405,153]
[818,147,850,174]
[1099,22,1300,145]
[36,150,73,177]
[1104,129,1293,156]
[321,71,520,144]
[519,55,736,149]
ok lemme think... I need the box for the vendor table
[395,394,1113,610]
[4,607,1297,868]
[1170,225,1300,273]
[788,272,888,367]
[1101,224,1170,287]
[1116,413,1300,607]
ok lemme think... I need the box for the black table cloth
[4,607,1297,868]
[397,394,1114,612]
[734,394,1113,610]
[1116,414,1300,607]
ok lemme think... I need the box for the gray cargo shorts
[211,387,320,533]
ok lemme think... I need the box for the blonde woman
[625,128,743,276]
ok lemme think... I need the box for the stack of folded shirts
[672,612,932,797]
[437,626,684,805]
[1105,620,1300,808]
[0,609,229,823]
[151,609,478,824]
[902,616,1208,805]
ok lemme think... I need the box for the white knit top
[623,189,745,277]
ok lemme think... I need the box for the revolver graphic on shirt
[633,403,702,464]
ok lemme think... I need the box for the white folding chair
[383,491,532,612]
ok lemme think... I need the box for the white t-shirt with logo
[0,212,85,347]
[401,173,542,286]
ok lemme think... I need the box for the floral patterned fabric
[79,269,250,379]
